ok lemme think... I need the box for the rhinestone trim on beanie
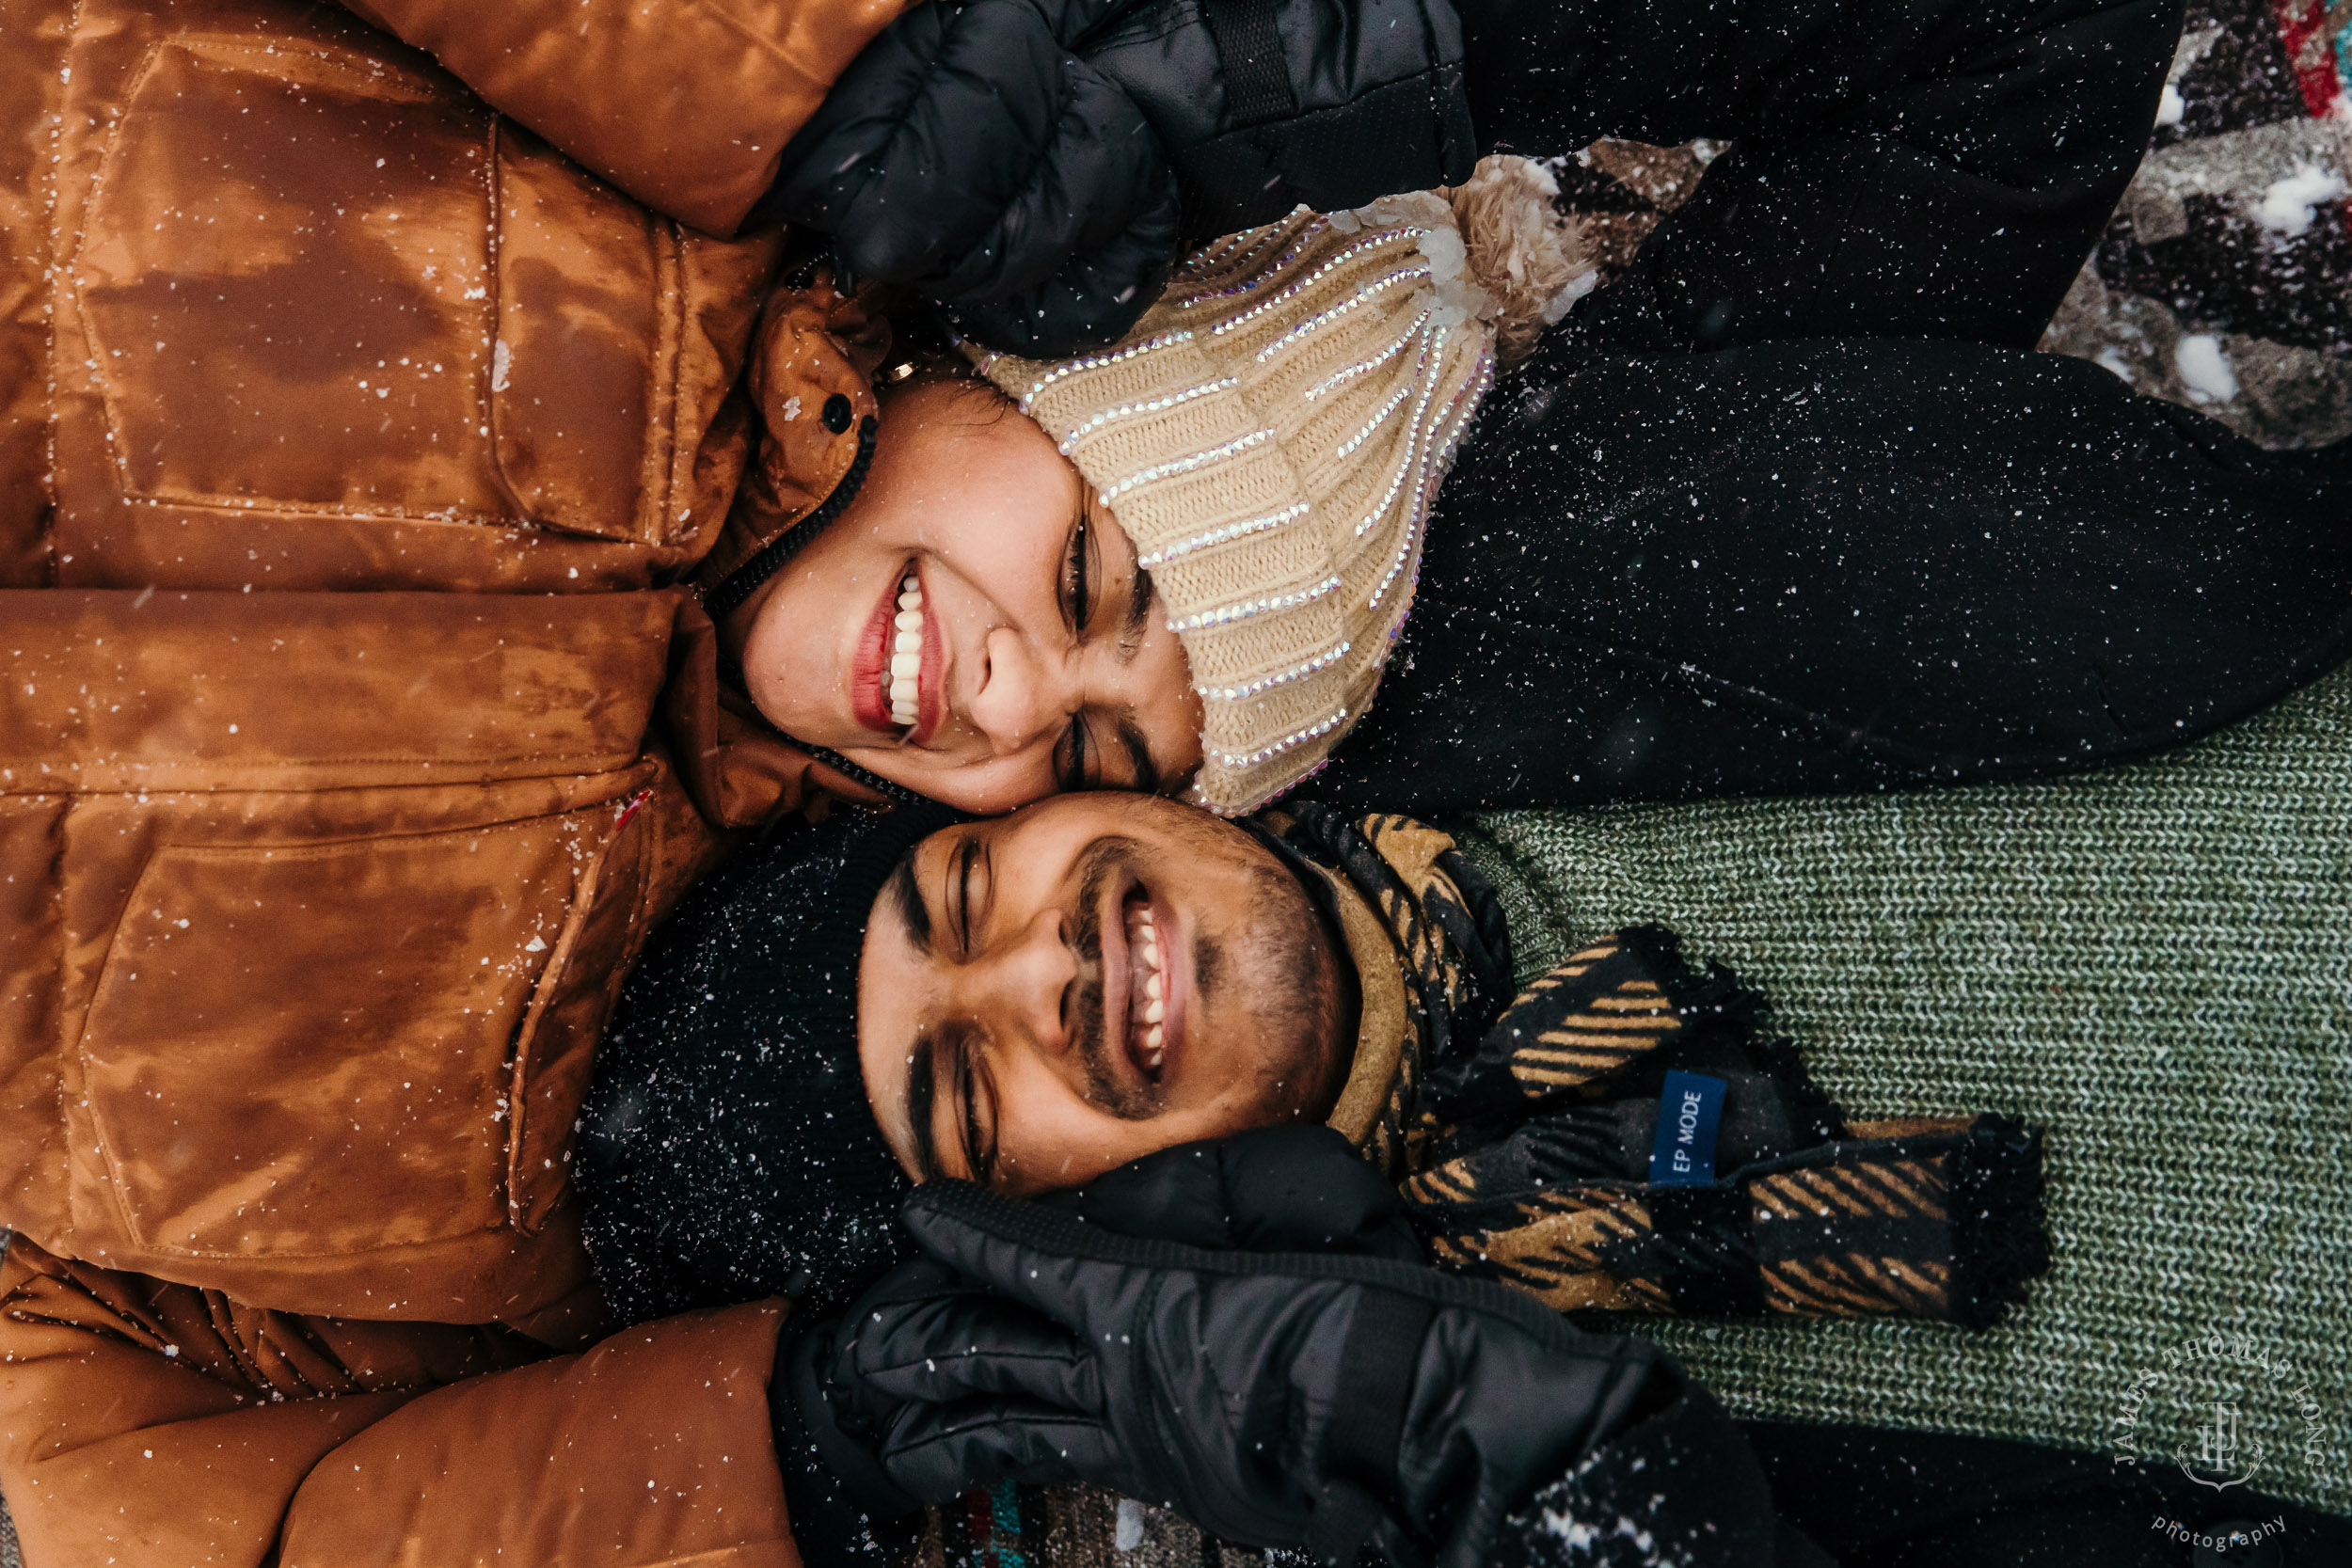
[1057,377,1240,452]
[973,156,1595,814]
[1136,501,1313,568]
[1198,640,1353,701]
[1168,574,1344,634]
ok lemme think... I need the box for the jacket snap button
[821,393,854,434]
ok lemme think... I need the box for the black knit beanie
[576,800,962,1326]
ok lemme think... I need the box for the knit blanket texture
[1451,659,2352,1518]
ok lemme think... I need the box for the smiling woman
[692,0,2352,830]
[720,375,1206,813]
[702,160,1581,817]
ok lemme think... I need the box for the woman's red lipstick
[851,563,945,742]
[850,573,901,736]
[912,576,944,744]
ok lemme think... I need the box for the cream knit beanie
[971,155,1596,815]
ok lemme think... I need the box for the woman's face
[728,377,1204,814]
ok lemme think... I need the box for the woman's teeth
[1125,898,1166,1072]
[890,572,922,729]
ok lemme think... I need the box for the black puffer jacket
[765,0,1474,354]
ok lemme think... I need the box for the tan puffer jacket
[0,0,913,1328]
[0,1233,803,1567]
[0,2,924,1563]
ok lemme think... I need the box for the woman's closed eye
[1060,500,1098,634]
[1055,503,1099,788]
[1058,700,1166,795]
[1054,500,1166,793]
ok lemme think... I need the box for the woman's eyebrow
[1118,717,1164,796]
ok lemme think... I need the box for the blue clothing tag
[1648,1069,1726,1186]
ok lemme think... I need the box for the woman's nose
[966,627,1071,756]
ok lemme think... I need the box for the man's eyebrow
[904,1030,942,1181]
[905,1022,988,1184]
[886,847,932,959]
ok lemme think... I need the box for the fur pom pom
[1444,154,1598,365]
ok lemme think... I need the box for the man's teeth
[889,572,922,728]
[1128,900,1167,1070]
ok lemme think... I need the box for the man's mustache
[1071,865,1106,1079]
[1069,837,1158,1120]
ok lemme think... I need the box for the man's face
[858,794,1351,1195]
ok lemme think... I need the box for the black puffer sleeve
[1084,0,1476,238]
[765,0,1184,354]
[766,0,1476,355]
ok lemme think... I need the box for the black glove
[787,1127,1785,1568]
[1080,0,1475,236]
[765,0,1474,355]
[764,0,1180,355]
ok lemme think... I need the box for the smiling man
[582,774,2084,1391]
[572,792,1506,1333]
[855,794,1354,1192]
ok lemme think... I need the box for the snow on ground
[1554,4,2351,452]
[2039,0,2352,450]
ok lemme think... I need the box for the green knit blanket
[1450,663,2352,1515]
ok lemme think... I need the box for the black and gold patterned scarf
[1265,803,2050,1330]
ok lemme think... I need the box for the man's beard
[1228,864,1337,1123]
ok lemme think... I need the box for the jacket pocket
[72,32,724,549]
[75,801,630,1260]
